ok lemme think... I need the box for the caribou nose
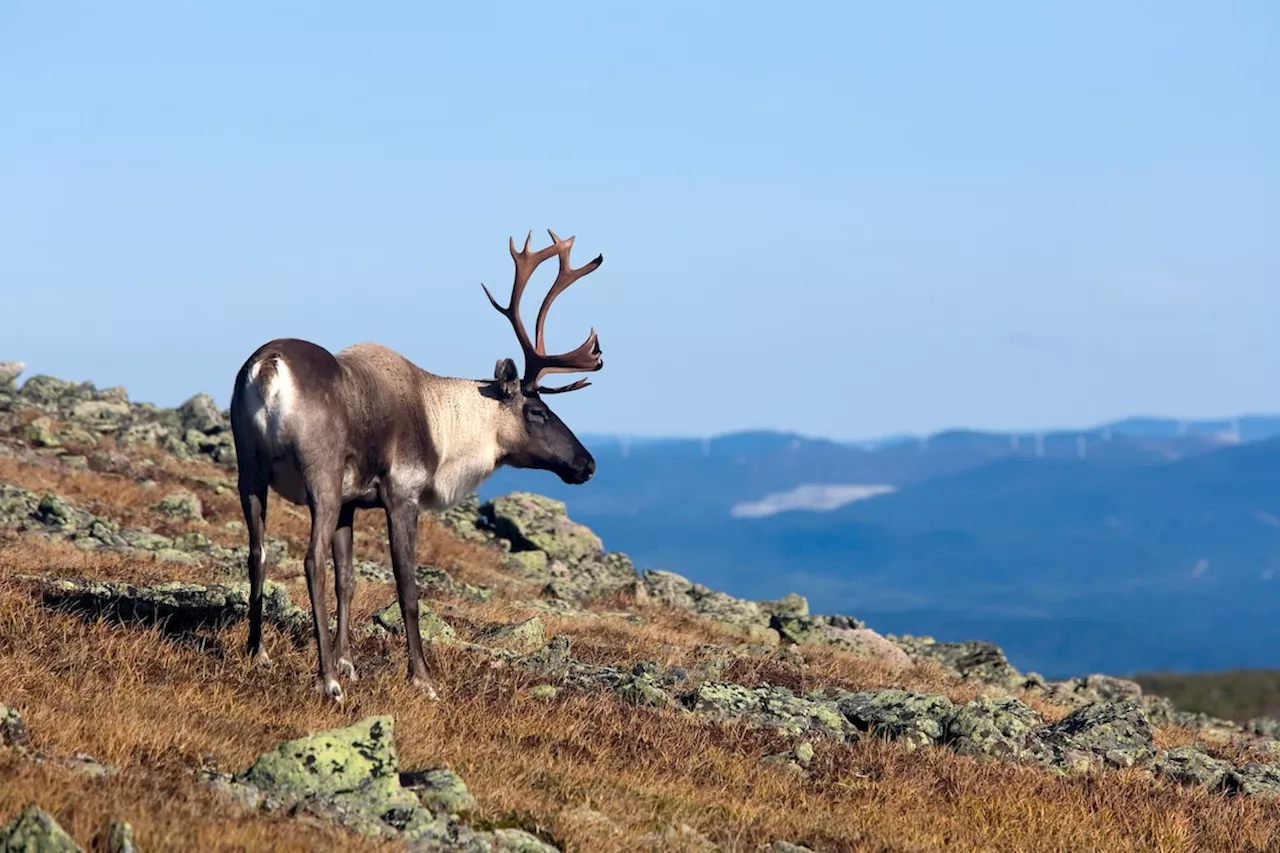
[578,456,596,483]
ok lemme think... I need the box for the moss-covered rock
[0,805,83,852]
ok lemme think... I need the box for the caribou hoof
[250,649,273,669]
[338,657,359,681]
[314,677,344,705]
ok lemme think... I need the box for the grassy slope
[3,436,1280,851]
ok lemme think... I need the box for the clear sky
[1,1,1276,441]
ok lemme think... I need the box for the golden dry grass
[5,449,1280,851]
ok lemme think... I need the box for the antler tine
[532,228,605,356]
[482,229,605,394]
[481,230,563,362]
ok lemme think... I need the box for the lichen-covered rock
[176,393,225,434]
[0,805,84,852]
[1225,762,1280,797]
[474,617,546,653]
[763,740,815,772]
[103,820,138,853]
[685,682,846,739]
[399,768,477,817]
[1,705,29,751]
[1247,716,1280,739]
[1152,745,1233,791]
[152,490,203,522]
[16,575,310,636]
[759,593,809,619]
[525,636,572,681]
[372,602,457,645]
[237,716,440,840]
[1042,699,1156,769]
[641,569,767,629]
[0,361,24,388]
[430,494,494,546]
[481,493,602,564]
[946,696,1044,761]
[614,674,673,709]
[489,828,561,853]
[542,551,640,602]
[772,616,909,668]
[838,689,955,748]
[19,416,61,448]
[892,637,1024,690]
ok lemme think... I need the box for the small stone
[793,741,815,767]
[528,684,558,701]
[614,674,672,709]
[153,491,203,522]
[105,820,138,853]
[1,705,29,750]
[398,767,477,816]
[475,617,547,653]
[373,602,457,645]
[20,416,60,448]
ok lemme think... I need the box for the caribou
[228,229,607,703]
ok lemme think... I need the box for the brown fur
[229,339,596,703]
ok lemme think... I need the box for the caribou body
[228,230,607,703]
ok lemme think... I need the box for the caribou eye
[525,406,548,425]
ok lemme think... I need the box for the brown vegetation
[5,451,1280,852]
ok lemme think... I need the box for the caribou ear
[493,358,521,397]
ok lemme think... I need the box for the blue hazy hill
[481,415,1280,678]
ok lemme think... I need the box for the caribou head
[481,229,604,486]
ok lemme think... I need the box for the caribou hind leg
[331,503,358,681]
[302,477,345,703]
[240,476,272,668]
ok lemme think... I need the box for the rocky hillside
[5,361,1280,852]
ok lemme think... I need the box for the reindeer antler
[481,229,604,394]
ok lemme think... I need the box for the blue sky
[1,1,1276,440]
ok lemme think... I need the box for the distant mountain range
[480,414,1280,679]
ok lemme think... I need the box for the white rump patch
[730,483,896,518]
[243,357,297,445]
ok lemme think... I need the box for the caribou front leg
[385,496,439,701]
[332,503,358,681]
